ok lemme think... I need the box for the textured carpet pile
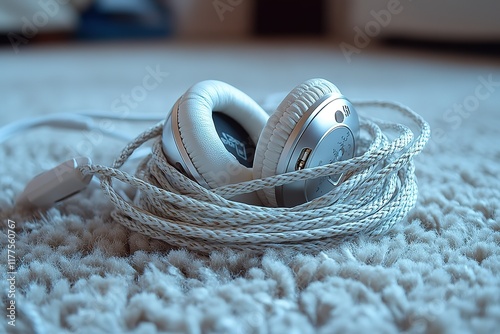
[1,43,499,333]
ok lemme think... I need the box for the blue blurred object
[76,0,172,40]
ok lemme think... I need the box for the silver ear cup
[275,94,359,207]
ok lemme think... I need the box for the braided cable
[79,100,430,253]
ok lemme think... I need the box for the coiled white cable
[78,100,430,253]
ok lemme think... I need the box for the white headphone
[1,78,431,251]
[162,78,359,207]
[3,78,359,209]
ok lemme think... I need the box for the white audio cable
[2,101,430,253]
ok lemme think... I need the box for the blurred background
[1,0,499,51]
[1,0,499,161]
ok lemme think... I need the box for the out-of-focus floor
[1,39,498,126]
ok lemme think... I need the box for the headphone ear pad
[173,80,268,189]
[253,78,341,207]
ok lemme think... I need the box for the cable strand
[79,100,430,253]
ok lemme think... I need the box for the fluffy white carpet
[1,41,499,333]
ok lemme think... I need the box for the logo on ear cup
[212,112,256,168]
[342,105,351,116]
[220,132,247,161]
